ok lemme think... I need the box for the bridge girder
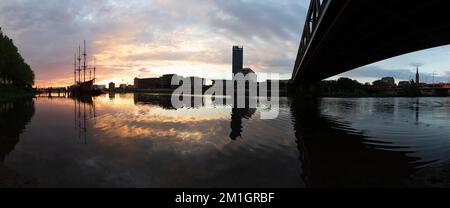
[292,0,450,85]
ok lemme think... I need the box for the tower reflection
[132,93,258,141]
[229,107,256,140]
[229,93,256,140]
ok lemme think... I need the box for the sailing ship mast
[83,40,87,83]
[73,40,96,85]
[78,45,81,84]
[74,54,77,85]
[93,58,96,81]
[69,40,101,96]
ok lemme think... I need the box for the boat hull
[69,80,102,96]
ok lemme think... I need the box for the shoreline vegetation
[0,29,35,103]
[0,87,36,103]
[314,77,426,98]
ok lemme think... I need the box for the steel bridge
[291,0,450,85]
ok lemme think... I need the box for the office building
[233,46,243,75]
[134,74,183,89]
[381,77,396,86]
[134,77,160,89]
[108,82,115,90]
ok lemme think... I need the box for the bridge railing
[293,0,330,77]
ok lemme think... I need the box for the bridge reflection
[292,0,450,84]
[289,96,427,187]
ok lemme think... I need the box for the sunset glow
[0,0,305,87]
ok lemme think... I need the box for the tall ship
[69,41,102,96]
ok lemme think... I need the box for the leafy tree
[320,77,365,93]
[0,28,35,89]
[398,80,421,97]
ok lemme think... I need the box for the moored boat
[69,41,102,96]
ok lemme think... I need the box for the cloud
[340,65,450,83]
[409,62,424,67]
[0,0,310,86]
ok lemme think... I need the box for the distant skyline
[0,0,449,87]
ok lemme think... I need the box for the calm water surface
[1,93,450,187]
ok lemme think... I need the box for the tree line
[0,28,35,89]
[319,77,420,97]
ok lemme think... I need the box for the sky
[0,0,449,87]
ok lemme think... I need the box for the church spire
[416,66,420,85]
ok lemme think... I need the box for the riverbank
[110,88,291,96]
[0,88,36,102]
[0,165,38,188]
[318,93,447,98]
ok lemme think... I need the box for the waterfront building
[108,82,115,90]
[93,85,106,90]
[232,46,243,75]
[398,81,411,87]
[381,77,396,87]
[134,74,183,89]
[160,74,182,89]
[242,67,255,76]
[134,77,160,89]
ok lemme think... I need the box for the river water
[1,93,450,187]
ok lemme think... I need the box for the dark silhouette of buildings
[108,82,115,91]
[382,77,395,86]
[134,77,160,89]
[134,74,182,89]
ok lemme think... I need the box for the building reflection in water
[109,92,115,101]
[132,93,257,141]
[289,96,427,187]
[134,93,176,110]
[229,100,256,140]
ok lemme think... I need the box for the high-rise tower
[232,46,243,75]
